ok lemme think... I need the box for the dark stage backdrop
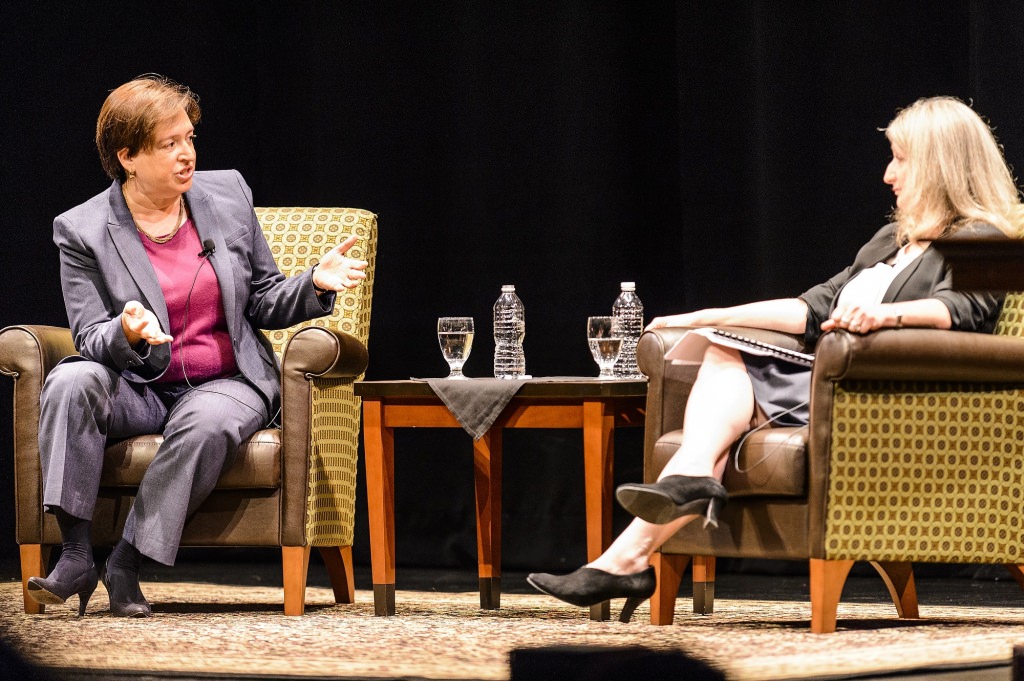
[2,2,1023,577]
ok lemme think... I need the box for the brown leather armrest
[277,325,368,546]
[814,329,1024,383]
[804,327,1024,551]
[280,326,369,378]
[0,325,78,544]
[638,326,807,380]
[0,325,77,381]
[637,328,697,458]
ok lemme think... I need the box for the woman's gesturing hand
[312,234,369,291]
[122,300,173,345]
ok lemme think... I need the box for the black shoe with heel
[27,563,99,617]
[616,475,727,527]
[29,509,98,616]
[527,566,656,623]
[102,556,152,618]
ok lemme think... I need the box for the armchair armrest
[639,326,808,380]
[0,325,78,381]
[637,328,698,452]
[280,325,369,379]
[278,325,369,546]
[813,328,1024,383]
[0,325,78,543]
[805,328,1024,555]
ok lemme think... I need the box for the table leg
[582,398,615,621]
[363,398,396,616]
[473,425,502,609]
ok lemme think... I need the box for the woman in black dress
[528,96,1024,622]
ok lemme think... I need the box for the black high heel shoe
[102,557,152,618]
[27,563,99,617]
[527,566,656,623]
[616,475,727,528]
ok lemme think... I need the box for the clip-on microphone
[183,234,275,426]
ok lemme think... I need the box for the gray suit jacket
[53,169,333,413]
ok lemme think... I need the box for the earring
[126,169,136,181]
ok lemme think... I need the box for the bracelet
[311,264,328,295]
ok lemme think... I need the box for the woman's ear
[116,147,134,177]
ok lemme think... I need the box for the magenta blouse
[139,219,239,384]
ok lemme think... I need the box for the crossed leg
[587,344,756,575]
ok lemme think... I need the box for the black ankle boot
[27,562,99,617]
[527,566,656,623]
[616,475,727,527]
[27,509,98,616]
[103,540,151,618]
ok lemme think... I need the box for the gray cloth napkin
[423,378,526,439]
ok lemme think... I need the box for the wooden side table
[354,378,647,620]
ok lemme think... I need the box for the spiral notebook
[666,328,815,367]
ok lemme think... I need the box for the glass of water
[587,316,622,379]
[438,317,474,379]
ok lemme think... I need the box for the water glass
[587,316,622,379]
[438,317,474,379]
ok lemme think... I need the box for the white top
[835,243,925,308]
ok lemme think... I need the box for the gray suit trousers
[38,359,268,565]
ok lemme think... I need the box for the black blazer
[798,223,1004,348]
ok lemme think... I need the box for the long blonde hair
[884,96,1024,243]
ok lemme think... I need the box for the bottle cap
[620,282,636,290]
[501,284,516,292]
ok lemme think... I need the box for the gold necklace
[126,192,187,244]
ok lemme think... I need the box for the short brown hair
[95,74,201,182]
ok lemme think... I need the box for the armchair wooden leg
[282,546,311,616]
[870,560,919,619]
[692,555,716,615]
[808,558,854,633]
[1004,564,1024,590]
[20,544,49,615]
[650,552,689,625]
[318,546,355,604]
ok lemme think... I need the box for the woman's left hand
[312,235,369,291]
[822,303,886,334]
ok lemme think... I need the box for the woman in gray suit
[27,74,368,617]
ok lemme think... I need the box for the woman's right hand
[121,300,173,345]
[646,313,700,330]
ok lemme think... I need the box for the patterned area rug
[2,578,1024,680]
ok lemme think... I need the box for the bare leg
[589,345,754,575]
[660,345,755,478]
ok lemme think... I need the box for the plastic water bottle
[493,284,526,379]
[612,281,644,378]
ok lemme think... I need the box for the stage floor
[2,553,1020,681]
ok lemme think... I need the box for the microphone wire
[178,241,279,427]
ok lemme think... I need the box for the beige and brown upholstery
[638,292,1024,632]
[0,207,377,616]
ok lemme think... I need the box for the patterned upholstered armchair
[637,293,1024,633]
[0,207,377,616]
